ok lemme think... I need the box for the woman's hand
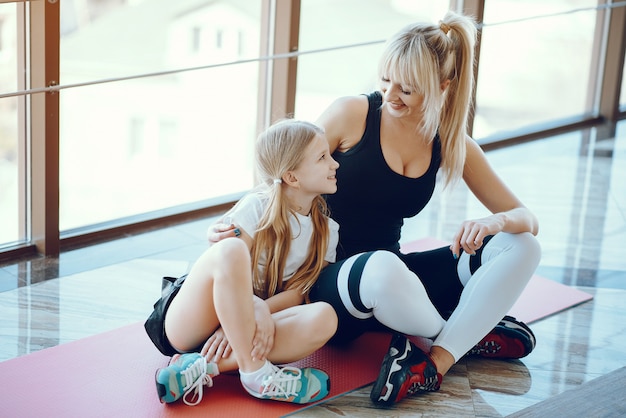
[459,138,538,255]
[251,298,275,362]
[201,327,232,362]
[450,213,506,258]
[207,222,241,244]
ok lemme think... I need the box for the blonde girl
[146,119,340,406]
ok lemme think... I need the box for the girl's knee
[309,302,338,340]
[186,238,250,289]
[210,238,250,274]
[211,237,249,259]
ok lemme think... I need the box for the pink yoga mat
[0,238,593,417]
[0,324,395,418]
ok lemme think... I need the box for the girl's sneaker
[370,334,441,406]
[155,353,219,406]
[242,364,330,404]
[466,315,536,359]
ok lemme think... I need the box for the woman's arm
[450,137,539,257]
[316,95,369,153]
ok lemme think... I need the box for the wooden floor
[1,122,625,417]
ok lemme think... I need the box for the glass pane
[0,3,25,247]
[475,1,598,139]
[59,0,260,231]
[619,52,626,106]
[296,0,452,121]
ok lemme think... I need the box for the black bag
[144,275,187,356]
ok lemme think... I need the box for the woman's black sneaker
[370,334,441,406]
[466,315,536,359]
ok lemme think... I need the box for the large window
[474,1,599,139]
[59,0,260,231]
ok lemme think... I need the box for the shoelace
[469,340,501,355]
[407,373,441,394]
[260,365,302,399]
[180,357,214,406]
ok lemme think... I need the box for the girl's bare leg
[164,238,262,373]
[266,302,337,365]
[165,238,337,374]
[210,239,265,373]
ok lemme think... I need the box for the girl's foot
[156,353,219,406]
[241,361,330,404]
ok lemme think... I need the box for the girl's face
[380,76,425,119]
[291,133,339,196]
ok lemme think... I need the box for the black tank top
[326,91,442,259]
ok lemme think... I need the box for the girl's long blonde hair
[230,119,330,300]
[378,11,477,187]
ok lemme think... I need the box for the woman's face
[380,76,425,119]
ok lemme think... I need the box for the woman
[313,10,540,405]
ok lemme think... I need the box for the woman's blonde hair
[232,119,330,300]
[378,11,477,187]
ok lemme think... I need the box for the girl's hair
[377,11,477,187]
[245,119,330,300]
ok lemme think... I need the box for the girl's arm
[250,287,307,361]
[450,137,539,257]
[257,259,331,313]
[262,289,305,313]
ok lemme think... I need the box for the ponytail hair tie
[439,21,451,35]
[273,178,282,184]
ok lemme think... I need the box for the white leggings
[338,232,541,361]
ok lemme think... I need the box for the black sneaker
[466,315,536,359]
[370,334,441,406]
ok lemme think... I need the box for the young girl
[145,119,340,406]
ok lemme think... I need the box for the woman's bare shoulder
[317,95,370,151]
[321,95,369,120]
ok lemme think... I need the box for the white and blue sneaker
[155,353,219,406]
[242,363,330,404]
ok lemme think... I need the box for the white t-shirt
[229,193,339,281]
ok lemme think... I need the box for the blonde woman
[308,11,541,405]
[145,119,340,406]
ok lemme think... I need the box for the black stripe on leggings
[469,235,494,274]
[348,251,375,314]
[469,251,481,275]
